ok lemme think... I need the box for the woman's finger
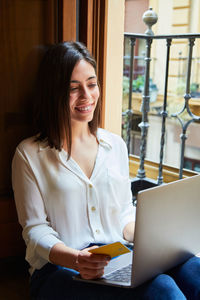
[79,267,105,279]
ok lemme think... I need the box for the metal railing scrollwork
[124,7,200,195]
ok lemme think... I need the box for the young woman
[12,42,200,299]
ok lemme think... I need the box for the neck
[71,121,91,141]
[63,121,96,153]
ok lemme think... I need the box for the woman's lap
[167,256,200,300]
[30,256,200,300]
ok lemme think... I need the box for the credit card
[89,242,130,258]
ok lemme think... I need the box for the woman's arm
[12,146,66,269]
[49,243,110,279]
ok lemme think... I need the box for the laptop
[74,174,200,288]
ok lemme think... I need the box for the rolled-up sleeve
[12,148,63,270]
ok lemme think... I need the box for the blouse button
[96,229,100,234]
[91,206,96,212]
[89,184,93,188]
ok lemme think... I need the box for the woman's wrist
[49,242,80,271]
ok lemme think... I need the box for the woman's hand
[76,246,111,279]
[49,243,110,279]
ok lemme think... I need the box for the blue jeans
[30,255,200,300]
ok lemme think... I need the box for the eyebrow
[70,76,97,83]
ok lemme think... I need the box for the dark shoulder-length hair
[33,41,101,157]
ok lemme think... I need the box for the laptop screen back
[132,175,200,287]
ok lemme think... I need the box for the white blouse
[12,128,136,274]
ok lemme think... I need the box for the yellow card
[89,242,130,258]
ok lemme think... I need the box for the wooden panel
[0,0,59,258]
[0,0,58,195]
[78,0,108,128]
[79,0,89,47]
[129,155,198,183]
[87,0,94,53]
[62,0,76,41]
[79,0,94,52]
[92,0,108,128]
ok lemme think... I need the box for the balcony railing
[123,8,200,198]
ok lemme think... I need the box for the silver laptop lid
[132,174,200,287]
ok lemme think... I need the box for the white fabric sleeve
[119,139,136,232]
[12,148,64,269]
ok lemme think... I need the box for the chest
[71,140,99,179]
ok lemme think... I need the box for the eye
[70,87,79,92]
[88,83,97,88]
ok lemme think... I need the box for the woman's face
[69,59,99,124]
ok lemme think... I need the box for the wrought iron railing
[123,8,200,195]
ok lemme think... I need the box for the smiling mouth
[75,104,93,112]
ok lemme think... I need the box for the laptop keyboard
[104,264,132,282]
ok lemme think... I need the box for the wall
[146,115,200,169]
[191,0,200,65]
[153,0,173,92]
[124,0,148,33]
[103,0,125,135]
[149,0,200,94]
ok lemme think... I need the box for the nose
[80,86,91,100]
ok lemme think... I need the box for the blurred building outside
[123,0,200,173]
